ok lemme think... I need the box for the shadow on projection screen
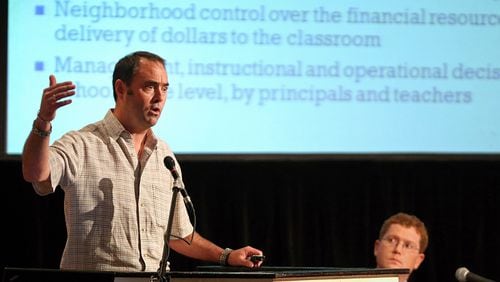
[4,1,500,158]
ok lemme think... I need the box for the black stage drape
[1,158,499,282]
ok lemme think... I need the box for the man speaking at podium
[21,51,264,272]
[373,213,428,282]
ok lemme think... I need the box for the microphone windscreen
[164,156,175,170]
[455,267,469,282]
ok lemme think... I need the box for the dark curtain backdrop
[1,158,499,282]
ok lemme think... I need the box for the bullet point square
[35,61,44,71]
[35,5,45,15]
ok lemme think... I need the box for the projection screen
[4,1,500,158]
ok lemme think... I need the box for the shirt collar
[103,109,126,140]
[103,109,159,149]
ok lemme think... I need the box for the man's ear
[115,79,127,100]
[374,240,381,257]
[413,253,425,270]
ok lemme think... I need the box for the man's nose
[154,88,166,100]
[393,241,403,252]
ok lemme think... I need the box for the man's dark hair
[112,51,165,101]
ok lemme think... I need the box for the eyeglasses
[380,236,420,253]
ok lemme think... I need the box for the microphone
[163,156,192,207]
[163,156,179,180]
[155,156,197,282]
[455,267,496,282]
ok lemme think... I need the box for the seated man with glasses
[373,212,428,282]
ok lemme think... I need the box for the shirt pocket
[152,184,172,228]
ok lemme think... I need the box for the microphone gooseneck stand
[152,156,196,282]
[151,185,183,282]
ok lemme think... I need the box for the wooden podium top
[3,266,409,282]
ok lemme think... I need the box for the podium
[2,266,409,282]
